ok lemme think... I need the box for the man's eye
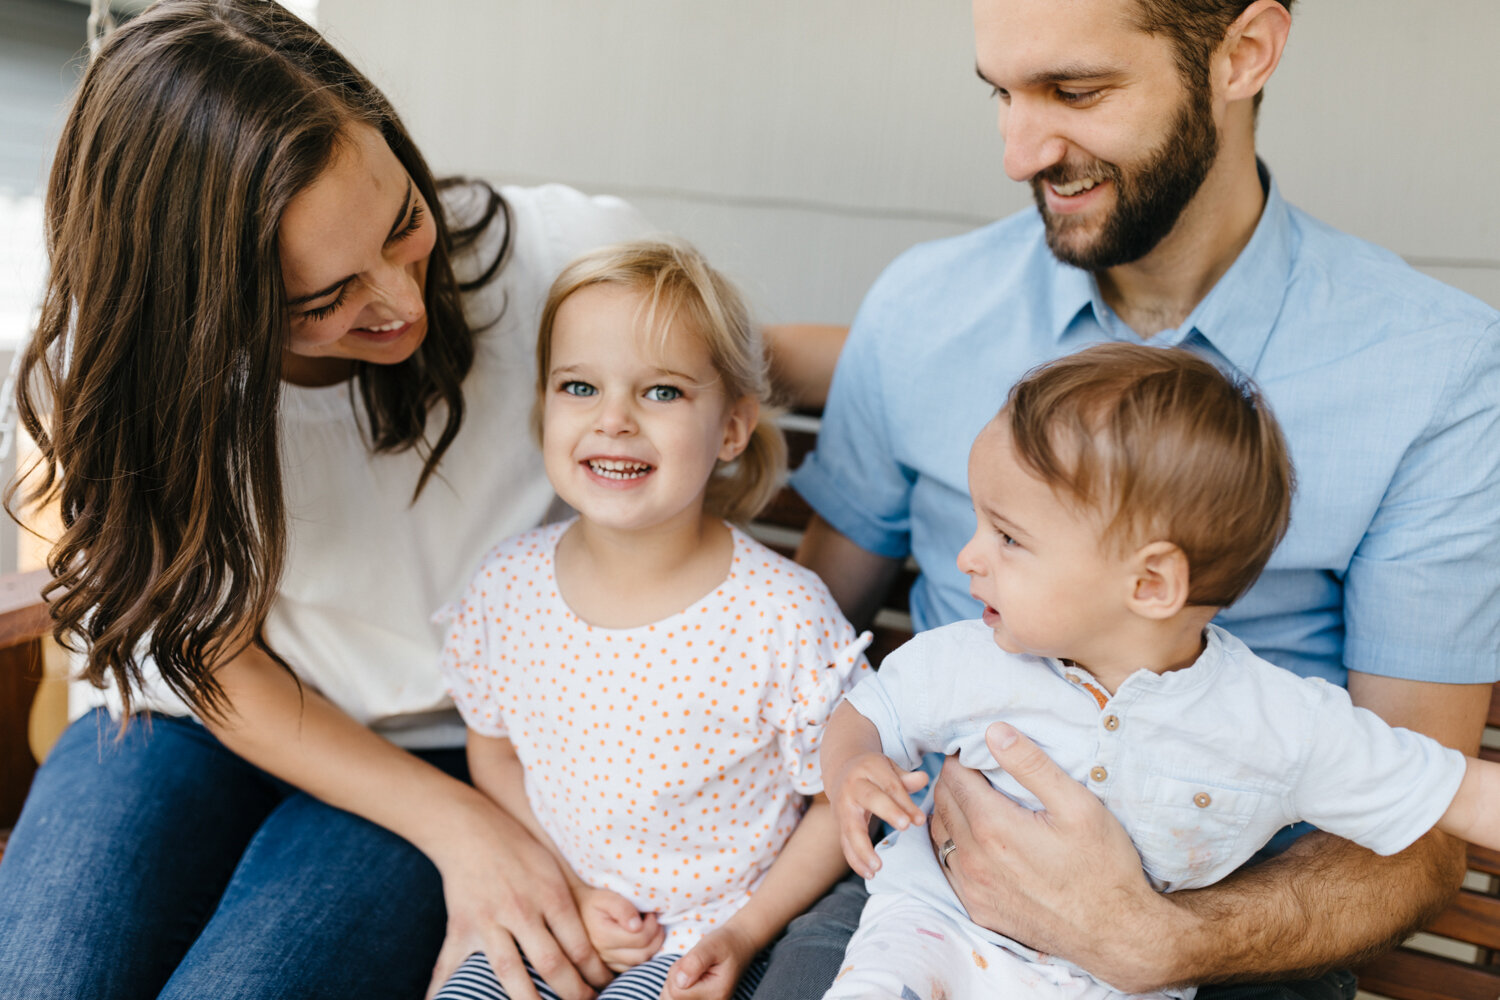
[645,385,681,402]
[1057,88,1101,106]
[561,381,596,397]
[990,85,1010,103]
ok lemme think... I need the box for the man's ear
[1215,0,1292,106]
[1128,540,1192,620]
[718,395,759,462]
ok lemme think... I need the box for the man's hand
[828,751,929,879]
[575,885,665,973]
[928,721,1182,992]
[662,925,757,1000]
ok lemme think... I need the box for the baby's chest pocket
[1131,774,1271,889]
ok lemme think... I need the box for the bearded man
[752,1,1500,998]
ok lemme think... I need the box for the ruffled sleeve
[763,580,872,795]
[433,555,510,739]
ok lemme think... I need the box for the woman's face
[278,124,436,385]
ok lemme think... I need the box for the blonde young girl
[434,240,869,1000]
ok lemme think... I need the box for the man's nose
[999,99,1067,183]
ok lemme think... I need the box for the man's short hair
[1003,343,1294,608]
[1132,0,1295,110]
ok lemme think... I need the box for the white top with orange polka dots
[438,520,871,953]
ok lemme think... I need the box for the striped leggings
[434,951,769,1000]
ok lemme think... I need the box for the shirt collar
[1044,161,1298,375]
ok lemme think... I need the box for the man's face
[974,0,1221,270]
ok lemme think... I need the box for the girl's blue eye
[561,381,596,397]
[645,385,681,402]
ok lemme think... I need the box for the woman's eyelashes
[295,200,426,323]
[392,201,425,243]
[300,285,349,323]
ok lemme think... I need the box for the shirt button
[1103,715,1120,731]
[1194,792,1212,808]
[1089,766,1108,783]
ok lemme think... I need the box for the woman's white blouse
[79,184,651,747]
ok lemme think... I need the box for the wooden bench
[1,417,1495,999]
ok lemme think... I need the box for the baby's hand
[575,885,664,973]
[829,751,929,879]
[661,925,755,1000]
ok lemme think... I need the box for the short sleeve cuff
[1344,636,1500,684]
[789,455,910,560]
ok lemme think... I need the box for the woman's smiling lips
[350,318,415,343]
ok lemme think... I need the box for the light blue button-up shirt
[793,167,1500,686]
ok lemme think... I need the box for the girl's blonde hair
[534,239,786,524]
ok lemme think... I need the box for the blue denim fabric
[0,710,463,1000]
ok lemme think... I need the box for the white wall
[246,2,1500,323]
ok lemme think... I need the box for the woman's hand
[575,885,665,973]
[661,925,757,1000]
[424,793,613,1000]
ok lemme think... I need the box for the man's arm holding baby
[929,673,1489,993]
[465,732,665,974]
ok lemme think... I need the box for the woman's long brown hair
[7,0,507,721]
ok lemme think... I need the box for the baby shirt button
[1089,766,1107,783]
[1103,715,1120,731]
[1194,792,1212,808]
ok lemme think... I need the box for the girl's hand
[424,796,611,1000]
[576,885,665,973]
[661,925,756,1000]
[829,751,929,879]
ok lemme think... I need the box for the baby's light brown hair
[1004,343,1294,608]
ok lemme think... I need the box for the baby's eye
[644,385,682,402]
[561,381,596,397]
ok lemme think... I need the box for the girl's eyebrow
[286,180,414,307]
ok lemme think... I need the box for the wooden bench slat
[1466,843,1500,879]
[1357,947,1500,1000]
[1427,888,1500,952]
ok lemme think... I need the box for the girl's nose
[596,396,636,436]
[956,533,982,575]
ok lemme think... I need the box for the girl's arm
[466,732,665,973]
[1438,756,1500,849]
[664,794,848,1000]
[202,644,609,1000]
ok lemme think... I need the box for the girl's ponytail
[707,414,787,525]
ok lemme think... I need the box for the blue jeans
[749,873,1358,1000]
[0,710,462,1000]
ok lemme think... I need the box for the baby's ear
[1128,541,1191,620]
[718,395,759,462]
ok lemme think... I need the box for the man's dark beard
[1031,86,1218,271]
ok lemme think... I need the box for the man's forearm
[1137,829,1465,989]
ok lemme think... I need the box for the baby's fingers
[850,771,924,830]
[839,817,882,880]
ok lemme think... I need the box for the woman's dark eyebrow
[287,180,414,307]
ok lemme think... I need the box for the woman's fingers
[425,933,476,1000]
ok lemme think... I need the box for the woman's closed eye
[390,201,426,244]
[300,285,349,323]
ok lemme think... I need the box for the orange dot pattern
[438,521,872,954]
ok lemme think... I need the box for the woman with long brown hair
[0,2,660,997]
